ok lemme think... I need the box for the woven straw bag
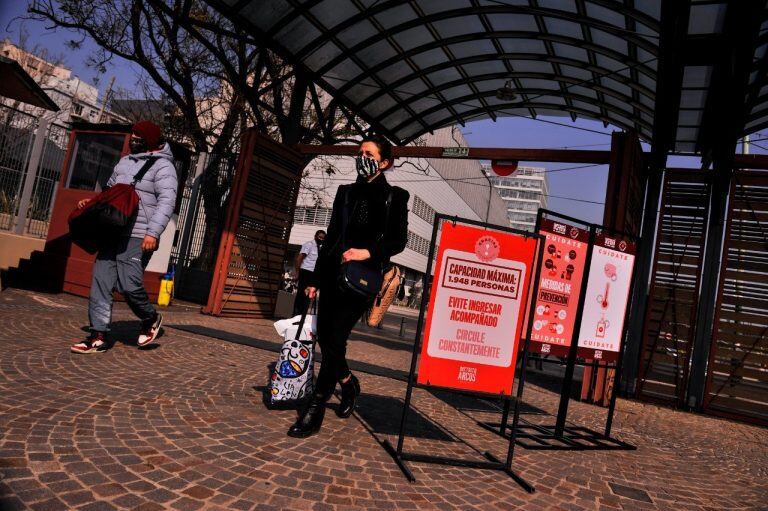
[366,266,402,327]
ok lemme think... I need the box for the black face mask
[129,138,148,154]
[316,239,324,247]
[355,155,379,178]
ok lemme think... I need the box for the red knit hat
[131,121,163,151]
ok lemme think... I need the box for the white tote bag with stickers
[265,310,317,409]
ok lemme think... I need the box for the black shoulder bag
[337,187,393,298]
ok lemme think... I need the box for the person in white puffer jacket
[71,121,178,354]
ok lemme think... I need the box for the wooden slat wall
[705,170,768,424]
[205,131,304,318]
[638,169,710,405]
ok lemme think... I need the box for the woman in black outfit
[288,135,409,438]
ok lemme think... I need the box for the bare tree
[26,0,369,265]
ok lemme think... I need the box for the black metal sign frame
[488,209,639,450]
[382,214,544,493]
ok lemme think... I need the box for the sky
[3,2,764,225]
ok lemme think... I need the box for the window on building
[406,230,430,256]
[72,102,84,116]
[294,206,332,227]
[412,195,436,224]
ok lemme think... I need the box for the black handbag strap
[293,297,315,341]
[131,157,159,185]
[341,186,393,253]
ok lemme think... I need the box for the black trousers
[293,269,315,316]
[314,281,371,397]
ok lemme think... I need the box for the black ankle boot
[336,374,360,418]
[287,394,326,438]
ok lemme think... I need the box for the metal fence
[169,152,237,303]
[0,103,70,238]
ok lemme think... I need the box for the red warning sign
[416,222,537,395]
[529,219,590,358]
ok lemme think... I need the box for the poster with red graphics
[416,222,537,395]
[576,232,636,362]
[529,219,590,358]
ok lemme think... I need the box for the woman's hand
[342,248,371,263]
[305,286,317,299]
[77,198,91,209]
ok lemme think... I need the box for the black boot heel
[336,374,360,418]
[287,395,326,438]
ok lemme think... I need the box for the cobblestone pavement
[1,289,766,510]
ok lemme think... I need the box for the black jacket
[311,173,409,289]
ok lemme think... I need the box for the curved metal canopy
[209,0,768,156]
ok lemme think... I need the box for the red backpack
[68,157,157,252]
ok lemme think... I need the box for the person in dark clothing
[288,135,409,438]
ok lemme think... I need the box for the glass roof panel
[423,111,450,125]
[676,127,698,141]
[538,0,578,14]
[347,82,379,102]
[398,78,430,95]
[378,60,413,84]
[551,43,589,62]
[305,42,344,69]
[441,85,474,100]
[380,110,412,130]
[448,40,497,59]
[569,85,599,100]
[358,40,399,64]
[591,29,629,55]
[678,109,704,126]
[518,78,560,90]
[275,17,323,53]
[499,39,548,54]
[336,20,380,48]
[453,101,483,113]
[419,0,473,15]
[682,66,713,88]
[426,67,464,85]
[688,3,727,35]
[511,60,555,74]
[489,13,539,32]
[309,0,357,29]
[595,55,630,77]
[462,60,508,76]
[544,17,584,39]
[560,65,594,82]
[410,97,443,112]
[534,108,571,118]
[602,77,632,97]
[411,48,448,68]
[604,94,633,113]
[571,100,601,114]
[638,73,656,92]
[239,0,291,31]
[585,2,627,28]
[433,16,486,38]
[532,95,568,106]
[367,94,400,117]
[634,1,662,21]
[374,4,418,30]
[680,89,708,109]
[394,26,437,52]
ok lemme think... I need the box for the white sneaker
[138,313,163,347]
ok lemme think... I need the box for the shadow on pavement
[354,393,455,441]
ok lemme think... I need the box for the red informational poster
[529,219,590,358]
[417,222,537,395]
[576,232,637,362]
